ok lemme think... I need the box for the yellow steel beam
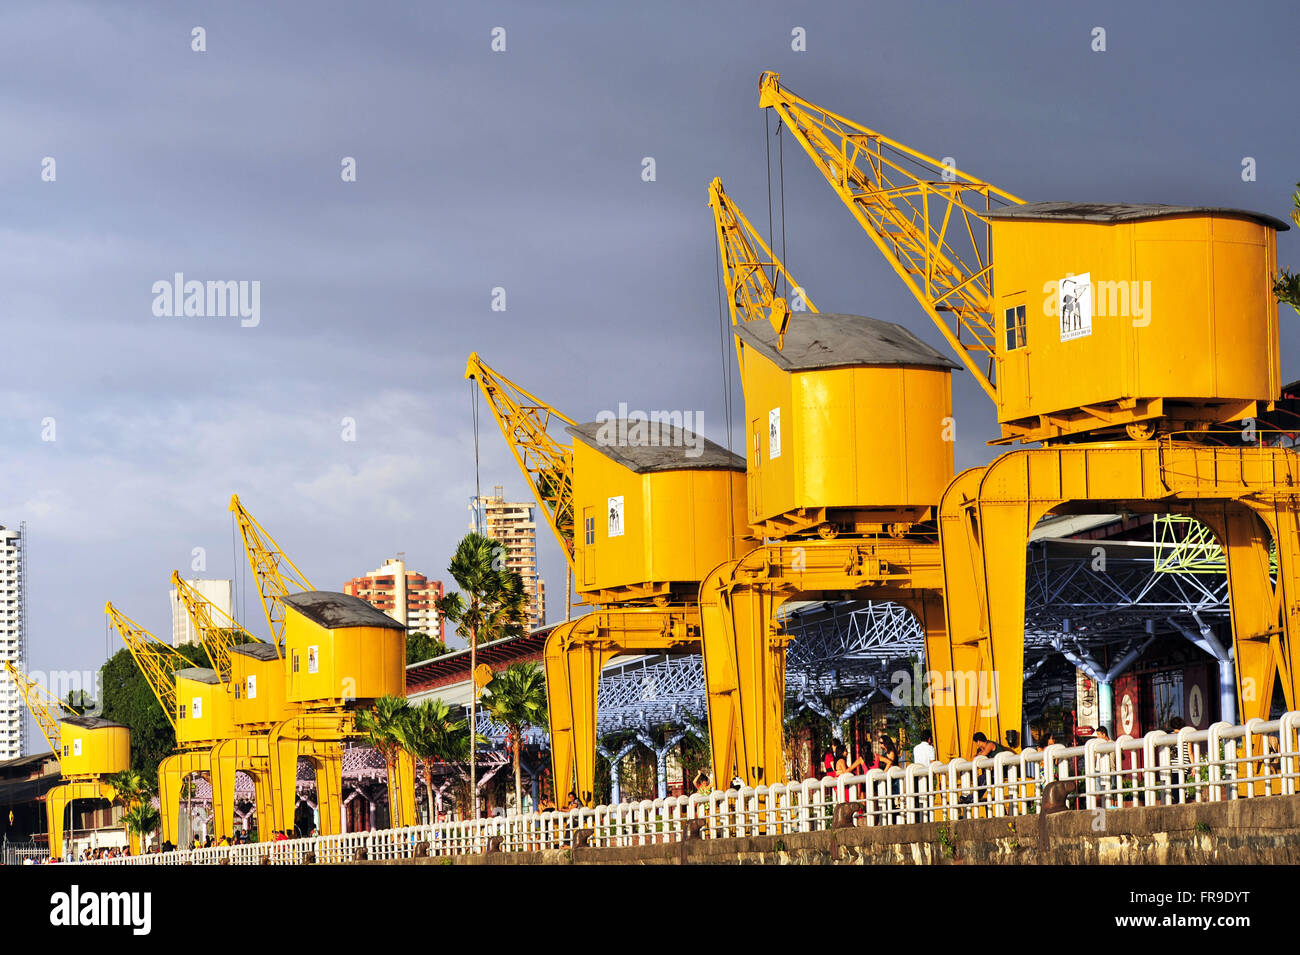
[267,712,354,835]
[46,779,118,861]
[545,608,700,806]
[4,660,67,755]
[159,750,230,845]
[937,441,1300,759]
[228,494,314,652]
[708,177,816,355]
[699,537,945,787]
[104,601,190,732]
[758,70,1022,402]
[465,352,576,567]
[211,736,276,842]
[171,570,261,681]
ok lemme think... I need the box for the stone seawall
[361,794,1300,865]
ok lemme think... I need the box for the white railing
[3,846,50,865]
[71,712,1300,865]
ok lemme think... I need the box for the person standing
[912,730,937,766]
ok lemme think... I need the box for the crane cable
[714,242,735,558]
[471,380,482,535]
[779,118,788,299]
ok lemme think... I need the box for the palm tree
[394,699,467,823]
[354,695,412,822]
[1277,184,1300,314]
[107,769,157,852]
[481,663,548,815]
[122,803,161,852]
[436,533,528,820]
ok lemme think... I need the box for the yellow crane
[105,601,243,844]
[3,661,129,857]
[700,177,954,784]
[227,496,417,832]
[758,71,1300,758]
[467,353,752,803]
[169,572,283,840]
[229,493,314,651]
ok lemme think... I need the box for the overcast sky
[2,0,1297,725]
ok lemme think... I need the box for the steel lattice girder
[583,534,1230,736]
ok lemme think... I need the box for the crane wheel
[1125,421,1157,441]
[816,523,838,540]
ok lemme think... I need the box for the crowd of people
[816,728,923,780]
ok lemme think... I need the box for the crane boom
[708,176,816,360]
[465,352,576,566]
[228,494,313,652]
[758,71,1023,401]
[170,571,260,681]
[104,601,186,731]
[4,660,68,755]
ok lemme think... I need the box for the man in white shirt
[911,730,938,817]
[912,730,937,765]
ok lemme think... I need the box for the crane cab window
[292,652,300,674]
[584,516,595,546]
[179,703,187,719]
[1004,304,1027,350]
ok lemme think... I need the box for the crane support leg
[1251,503,1300,712]
[897,588,951,754]
[212,737,275,841]
[46,779,117,860]
[545,608,700,806]
[936,467,991,760]
[700,557,790,788]
[1195,503,1280,722]
[702,539,946,786]
[545,619,613,807]
[160,751,226,845]
[938,443,1300,759]
[269,714,350,835]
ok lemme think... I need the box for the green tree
[481,663,548,814]
[107,769,159,851]
[99,643,209,780]
[394,699,467,822]
[122,803,162,851]
[406,630,450,666]
[1276,183,1300,314]
[435,533,528,820]
[354,695,412,816]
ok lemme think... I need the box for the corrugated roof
[229,642,279,661]
[733,312,960,372]
[174,667,221,685]
[282,591,407,631]
[987,201,1290,231]
[567,422,745,474]
[61,715,127,730]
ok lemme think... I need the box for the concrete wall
[363,794,1300,866]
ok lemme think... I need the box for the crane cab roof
[566,423,745,473]
[229,642,280,661]
[986,201,1290,231]
[61,715,127,730]
[734,312,960,372]
[282,591,407,631]
[174,667,222,685]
